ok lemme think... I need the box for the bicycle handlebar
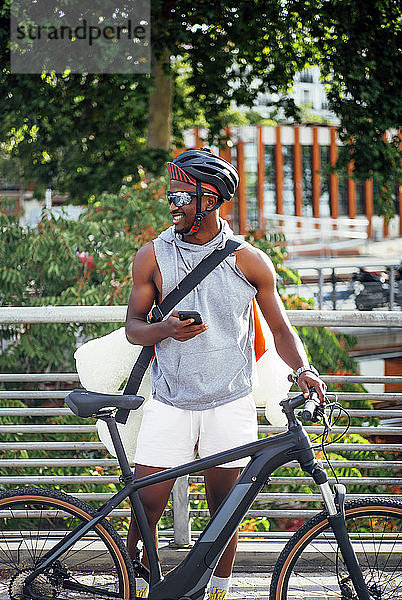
[281,388,324,425]
[301,389,321,422]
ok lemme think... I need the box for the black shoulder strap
[119,238,240,421]
[149,238,240,323]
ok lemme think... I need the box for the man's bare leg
[126,464,176,566]
[204,466,241,577]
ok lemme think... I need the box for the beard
[174,216,194,236]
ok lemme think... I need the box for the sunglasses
[167,190,219,207]
[167,191,196,207]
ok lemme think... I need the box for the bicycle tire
[0,487,136,599]
[270,498,402,599]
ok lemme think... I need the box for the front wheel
[270,498,402,599]
[0,487,136,599]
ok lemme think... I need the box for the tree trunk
[146,51,173,150]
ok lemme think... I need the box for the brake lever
[316,404,331,430]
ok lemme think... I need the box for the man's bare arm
[125,243,208,346]
[236,247,326,401]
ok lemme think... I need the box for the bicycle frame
[26,395,371,600]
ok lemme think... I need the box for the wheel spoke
[0,491,133,600]
[64,576,125,598]
[270,501,402,600]
[286,571,340,597]
[381,519,400,573]
[351,515,375,583]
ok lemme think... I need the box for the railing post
[172,475,191,547]
[331,268,337,311]
[389,265,395,311]
[317,268,324,310]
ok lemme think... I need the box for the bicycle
[0,387,401,599]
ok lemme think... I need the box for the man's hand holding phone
[178,310,203,325]
[164,310,208,341]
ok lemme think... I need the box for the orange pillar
[237,140,247,234]
[173,145,186,158]
[399,181,402,237]
[399,131,402,236]
[275,126,283,214]
[293,126,303,217]
[219,127,232,163]
[347,161,356,219]
[257,125,265,229]
[194,127,203,148]
[219,127,233,225]
[364,179,374,239]
[312,127,321,218]
[329,128,339,219]
[382,132,389,237]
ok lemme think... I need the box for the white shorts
[134,394,258,469]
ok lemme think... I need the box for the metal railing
[284,260,402,311]
[0,307,401,547]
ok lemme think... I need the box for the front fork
[316,472,372,600]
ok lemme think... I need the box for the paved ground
[0,572,340,599]
[1,539,396,599]
[230,572,338,599]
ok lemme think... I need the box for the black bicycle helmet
[171,147,239,201]
[167,148,239,234]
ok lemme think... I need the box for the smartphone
[178,310,203,325]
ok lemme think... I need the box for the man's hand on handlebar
[297,372,327,404]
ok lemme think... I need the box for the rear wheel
[270,498,402,599]
[0,487,135,599]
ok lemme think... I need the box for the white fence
[0,307,401,546]
[266,213,368,256]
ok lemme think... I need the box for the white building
[254,66,339,124]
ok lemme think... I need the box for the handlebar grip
[301,399,317,421]
[301,389,320,421]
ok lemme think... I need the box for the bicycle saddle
[65,389,144,418]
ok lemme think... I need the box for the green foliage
[0,71,155,203]
[244,229,300,288]
[240,517,270,533]
[296,326,365,393]
[293,0,401,220]
[153,0,401,214]
[0,1,400,214]
[0,168,170,375]
[0,169,171,506]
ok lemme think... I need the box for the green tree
[292,0,401,220]
[0,71,154,202]
[0,1,400,210]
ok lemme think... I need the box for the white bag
[74,327,151,463]
[252,304,292,427]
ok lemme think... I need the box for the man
[125,148,326,599]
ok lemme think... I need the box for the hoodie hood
[156,218,245,289]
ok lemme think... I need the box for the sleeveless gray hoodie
[151,218,257,410]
